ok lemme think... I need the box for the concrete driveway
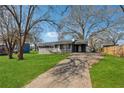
[25,53,103,88]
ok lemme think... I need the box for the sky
[38,5,124,45]
[40,6,69,42]
[40,20,59,42]
[40,22,58,42]
[42,32,58,42]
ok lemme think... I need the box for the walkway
[25,53,103,88]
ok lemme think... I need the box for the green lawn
[90,55,124,88]
[0,53,68,88]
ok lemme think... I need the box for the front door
[81,44,86,52]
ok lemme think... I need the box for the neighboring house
[38,40,87,54]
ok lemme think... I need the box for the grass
[0,53,69,88]
[90,55,124,88]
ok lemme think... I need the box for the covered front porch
[72,44,87,52]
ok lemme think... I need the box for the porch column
[72,44,75,52]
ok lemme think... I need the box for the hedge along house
[38,40,87,54]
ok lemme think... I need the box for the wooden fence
[102,45,124,57]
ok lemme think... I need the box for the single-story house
[38,40,87,54]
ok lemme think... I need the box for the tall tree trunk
[17,28,29,60]
[18,32,26,60]
[34,43,37,51]
[8,50,13,59]
[8,40,16,59]
[18,46,24,60]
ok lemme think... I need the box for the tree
[88,36,103,52]
[4,5,54,60]
[0,8,17,59]
[58,6,110,42]
[91,5,124,47]
[59,6,124,52]
[99,29,124,45]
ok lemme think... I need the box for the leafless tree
[59,6,110,41]
[100,29,124,45]
[59,6,124,52]
[4,5,55,60]
[0,8,17,59]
